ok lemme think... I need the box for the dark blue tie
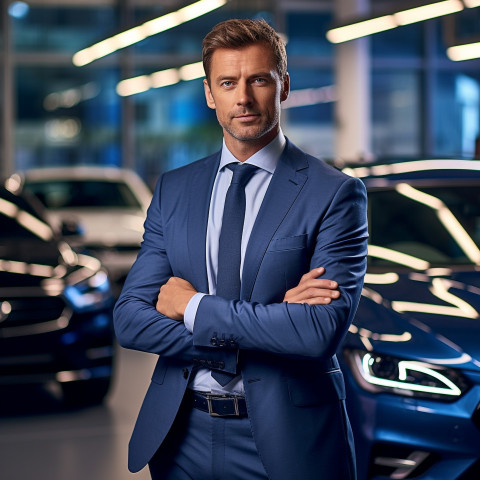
[212,162,258,386]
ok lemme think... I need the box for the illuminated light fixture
[361,353,463,396]
[116,61,204,97]
[447,41,480,61]
[395,0,464,25]
[326,15,396,43]
[395,183,480,265]
[327,0,466,44]
[463,0,480,6]
[73,0,227,67]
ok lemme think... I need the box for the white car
[8,166,152,290]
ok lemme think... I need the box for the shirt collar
[219,130,286,175]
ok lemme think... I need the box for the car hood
[346,269,480,371]
[45,208,146,247]
[0,238,103,291]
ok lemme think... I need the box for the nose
[236,81,253,106]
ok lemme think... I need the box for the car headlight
[64,270,113,312]
[345,349,470,402]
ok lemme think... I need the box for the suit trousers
[148,395,270,480]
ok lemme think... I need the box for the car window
[368,185,480,267]
[25,180,142,209]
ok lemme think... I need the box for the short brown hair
[202,19,287,83]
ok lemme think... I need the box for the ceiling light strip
[327,0,470,44]
[73,0,227,67]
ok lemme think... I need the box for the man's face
[204,43,289,148]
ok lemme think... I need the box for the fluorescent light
[447,41,480,61]
[116,61,205,97]
[150,68,181,88]
[73,0,227,67]
[463,0,480,7]
[327,15,396,43]
[327,0,466,44]
[116,75,152,97]
[394,0,463,26]
[179,62,206,81]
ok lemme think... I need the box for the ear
[203,79,216,110]
[280,73,290,103]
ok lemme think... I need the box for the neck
[224,127,279,162]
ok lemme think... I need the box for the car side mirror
[60,218,84,237]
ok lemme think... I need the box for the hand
[156,277,198,321]
[283,267,339,305]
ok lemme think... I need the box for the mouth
[234,113,260,122]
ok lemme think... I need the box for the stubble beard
[221,109,280,143]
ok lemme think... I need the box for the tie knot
[227,163,258,187]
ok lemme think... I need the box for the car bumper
[342,363,480,479]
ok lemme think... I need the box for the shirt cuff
[184,292,207,333]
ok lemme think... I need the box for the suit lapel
[241,141,308,300]
[187,152,220,293]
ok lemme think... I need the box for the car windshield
[0,192,54,243]
[25,180,142,209]
[368,185,480,268]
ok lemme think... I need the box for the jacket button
[182,368,189,379]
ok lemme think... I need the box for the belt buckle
[206,394,240,417]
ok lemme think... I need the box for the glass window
[284,68,335,159]
[12,7,116,53]
[433,72,480,158]
[372,71,421,159]
[286,12,334,57]
[368,185,480,267]
[25,180,142,209]
[371,23,423,58]
[15,65,121,170]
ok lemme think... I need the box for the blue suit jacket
[114,139,368,479]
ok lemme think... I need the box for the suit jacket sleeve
[114,173,238,373]
[113,176,196,360]
[192,176,368,360]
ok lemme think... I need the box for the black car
[0,184,115,406]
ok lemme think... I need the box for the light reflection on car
[340,160,480,480]
[0,183,115,406]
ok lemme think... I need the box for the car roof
[342,159,480,186]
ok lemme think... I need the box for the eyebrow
[215,71,275,83]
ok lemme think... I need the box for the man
[114,18,368,480]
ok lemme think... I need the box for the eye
[253,77,267,85]
[221,80,234,88]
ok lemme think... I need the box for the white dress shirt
[184,130,286,394]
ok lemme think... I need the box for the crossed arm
[156,266,340,321]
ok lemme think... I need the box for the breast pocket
[268,234,308,252]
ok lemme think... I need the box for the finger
[297,278,338,291]
[300,267,325,282]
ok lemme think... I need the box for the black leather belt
[188,390,248,418]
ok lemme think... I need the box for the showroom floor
[0,346,156,480]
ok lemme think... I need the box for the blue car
[339,160,480,480]
[0,183,115,406]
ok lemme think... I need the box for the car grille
[0,296,70,338]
